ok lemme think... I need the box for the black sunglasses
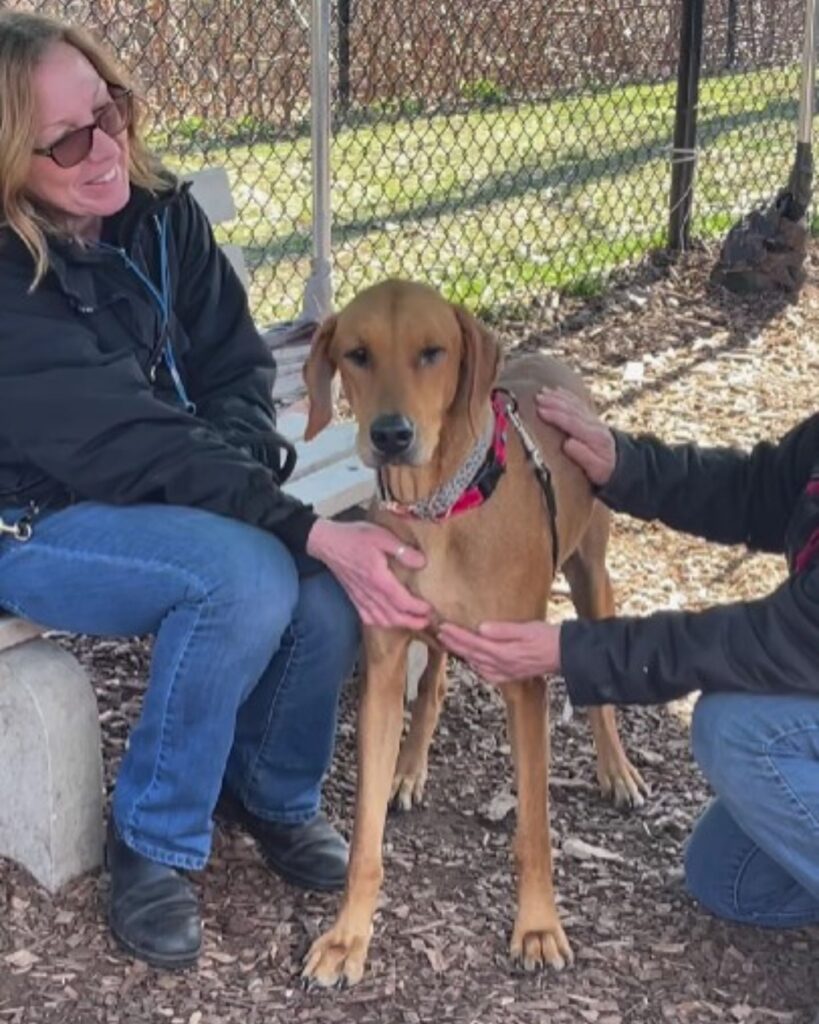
[33,86,133,169]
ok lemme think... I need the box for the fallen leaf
[3,949,39,969]
[562,837,624,863]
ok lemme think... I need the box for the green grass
[157,65,801,324]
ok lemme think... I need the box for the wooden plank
[0,614,44,653]
[264,320,317,351]
[286,458,375,517]
[222,243,249,288]
[274,342,311,368]
[187,167,236,225]
[273,365,309,403]
[289,422,358,483]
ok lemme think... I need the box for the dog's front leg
[391,646,447,810]
[302,632,408,990]
[503,678,574,972]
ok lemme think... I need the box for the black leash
[494,388,560,573]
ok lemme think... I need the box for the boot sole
[109,914,201,971]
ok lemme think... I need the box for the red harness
[444,391,511,517]
[794,479,819,574]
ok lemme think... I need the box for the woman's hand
[536,387,616,488]
[307,518,431,630]
[437,620,561,685]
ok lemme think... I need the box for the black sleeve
[598,415,819,554]
[0,305,317,552]
[560,563,819,706]
[170,189,293,479]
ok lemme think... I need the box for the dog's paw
[302,924,372,990]
[390,761,428,812]
[597,756,648,810]
[510,916,574,973]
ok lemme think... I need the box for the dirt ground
[1,243,818,1024]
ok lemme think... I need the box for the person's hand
[437,620,561,685]
[535,387,616,488]
[306,518,431,630]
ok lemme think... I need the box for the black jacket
[0,182,317,551]
[560,415,819,705]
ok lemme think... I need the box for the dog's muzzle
[370,414,416,462]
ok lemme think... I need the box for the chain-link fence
[6,0,809,323]
[694,0,803,242]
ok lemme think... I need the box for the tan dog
[301,279,645,988]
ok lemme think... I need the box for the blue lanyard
[96,211,196,414]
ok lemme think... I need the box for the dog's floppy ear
[453,305,502,429]
[303,314,338,440]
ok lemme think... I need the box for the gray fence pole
[338,0,352,113]
[726,0,738,69]
[302,0,334,321]
[668,0,705,251]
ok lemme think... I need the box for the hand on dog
[437,620,561,685]
[536,387,616,487]
[307,519,431,630]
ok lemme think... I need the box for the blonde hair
[0,10,169,285]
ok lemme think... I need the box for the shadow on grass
[240,96,797,270]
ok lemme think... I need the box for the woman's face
[28,41,130,232]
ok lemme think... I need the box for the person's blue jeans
[0,502,360,871]
[685,692,819,927]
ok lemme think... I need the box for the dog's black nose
[370,414,416,458]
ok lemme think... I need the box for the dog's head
[303,279,501,468]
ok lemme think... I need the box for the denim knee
[298,569,361,670]
[690,692,750,800]
[187,523,301,641]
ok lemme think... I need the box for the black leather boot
[217,789,348,892]
[106,820,202,969]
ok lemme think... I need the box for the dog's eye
[344,346,370,368]
[419,345,445,367]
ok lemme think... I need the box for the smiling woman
[0,14,163,282]
[0,9,427,974]
[28,43,132,232]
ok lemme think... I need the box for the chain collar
[377,405,497,521]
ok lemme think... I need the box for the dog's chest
[396,499,552,628]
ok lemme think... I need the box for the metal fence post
[302,0,334,321]
[726,0,738,69]
[338,0,352,114]
[668,0,705,251]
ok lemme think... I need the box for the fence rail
[10,0,812,322]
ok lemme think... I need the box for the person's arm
[536,388,819,555]
[560,563,819,705]
[0,303,316,550]
[439,563,819,703]
[0,300,432,630]
[598,425,811,554]
[169,187,290,477]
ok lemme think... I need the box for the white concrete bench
[0,615,103,892]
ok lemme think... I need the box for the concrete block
[0,639,103,892]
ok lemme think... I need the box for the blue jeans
[0,502,360,871]
[685,692,819,927]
